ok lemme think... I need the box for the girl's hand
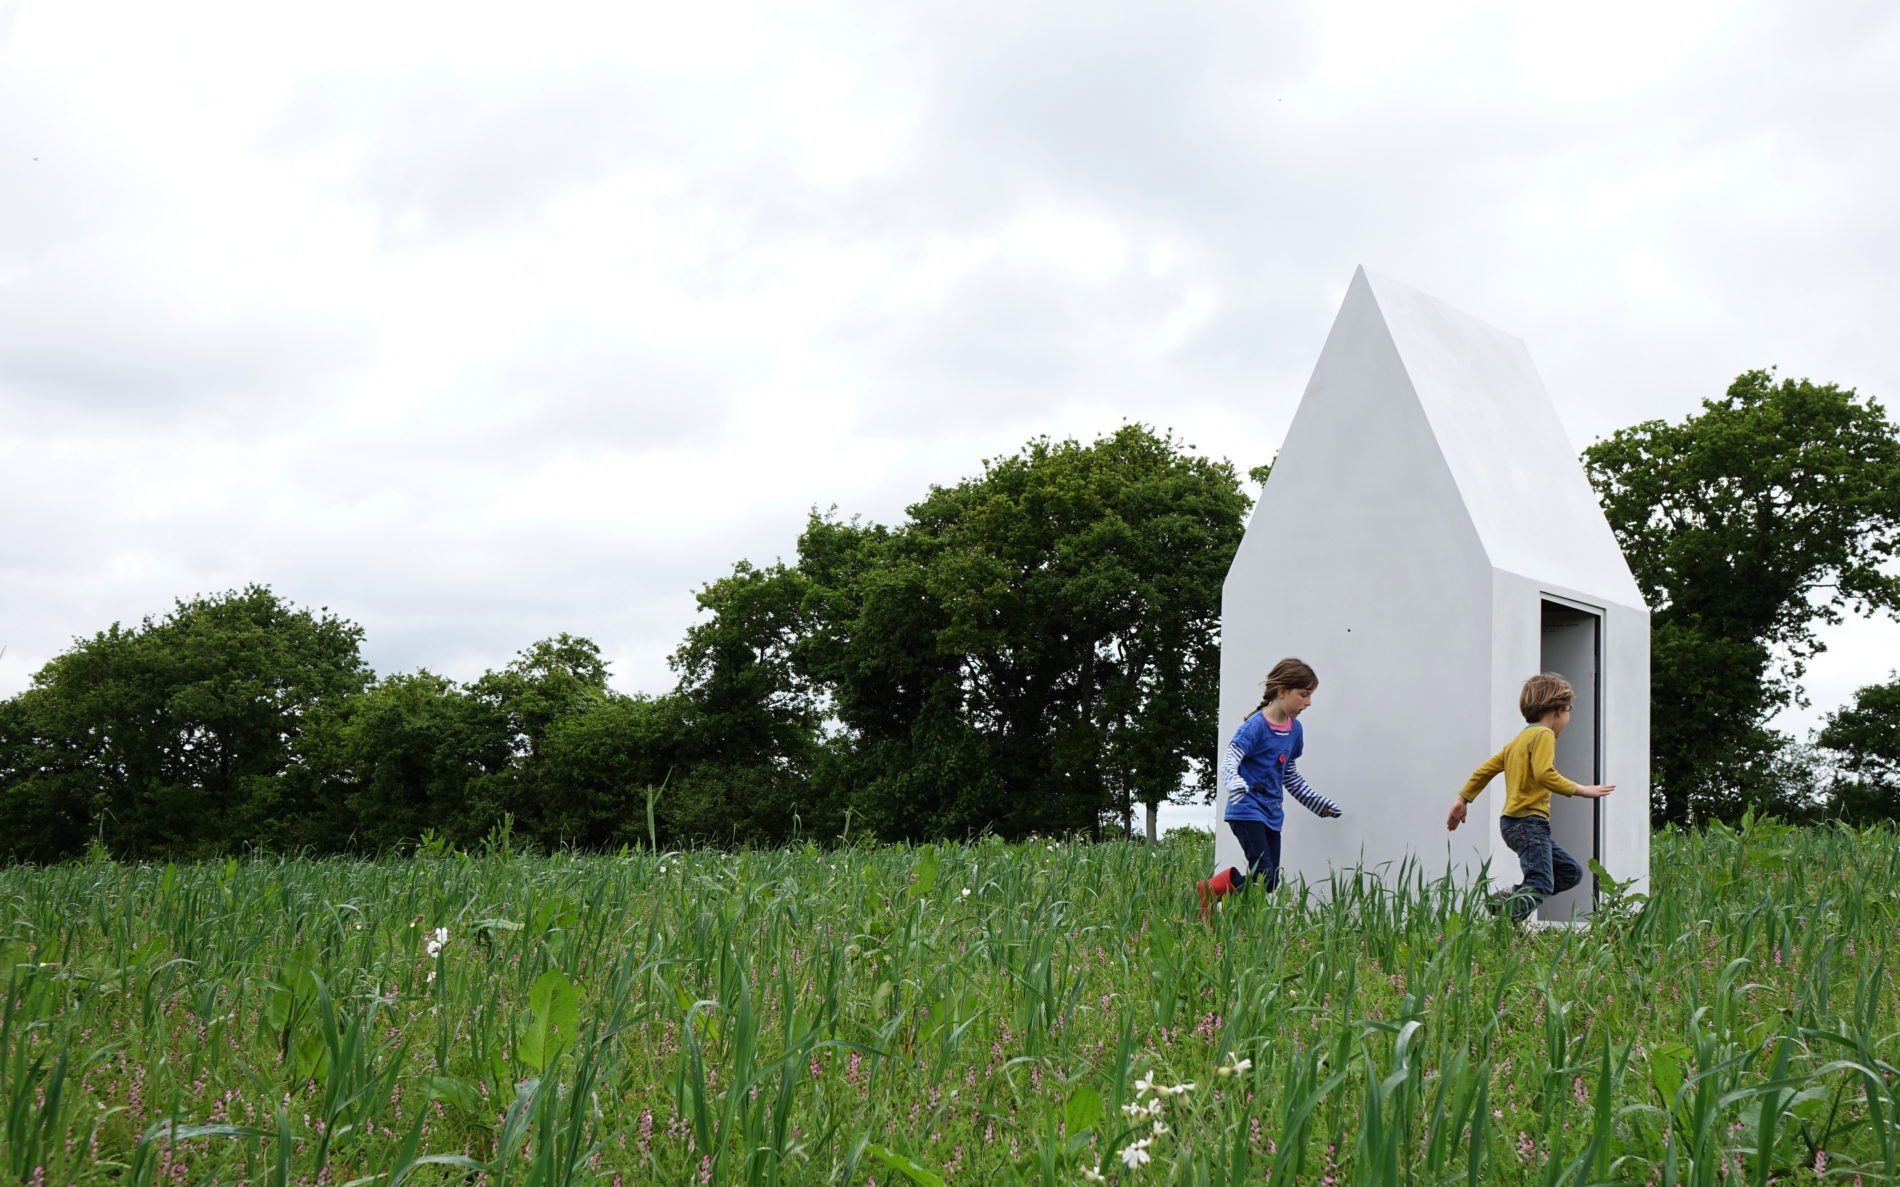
[1446,798,1468,831]
[1575,784,1616,798]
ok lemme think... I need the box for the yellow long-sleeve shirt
[1458,726,1578,819]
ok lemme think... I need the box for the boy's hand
[1320,806,1342,818]
[1575,784,1616,798]
[1446,798,1468,831]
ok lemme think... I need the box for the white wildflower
[1151,1120,1170,1136]
[1079,1165,1105,1183]
[1146,1099,1166,1118]
[425,927,449,957]
[1120,1139,1153,1169]
[1217,1052,1253,1077]
[1121,1101,1149,1118]
[1133,1073,1155,1096]
[961,888,972,898]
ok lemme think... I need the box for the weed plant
[2,814,1896,1185]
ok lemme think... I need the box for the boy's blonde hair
[1520,673,1575,722]
[1248,657,1318,719]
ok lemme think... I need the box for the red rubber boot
[1197,867,1238,920]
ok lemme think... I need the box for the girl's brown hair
[1248,657,1318,720]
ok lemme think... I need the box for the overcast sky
[4,0,1899,806]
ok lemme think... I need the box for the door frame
[1539,594,1604,907]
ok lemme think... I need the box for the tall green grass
[2,814,1895,1185]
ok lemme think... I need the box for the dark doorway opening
[1539,600,1602,921]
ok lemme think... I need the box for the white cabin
[1215,268,1650,919]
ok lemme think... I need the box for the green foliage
[1584,370,1900,825]
[2,827,1897,1184]
[0,585,370,860]
[797,424,1250,839]
[862,1142,949,1186]
[518,968,580,1072]
[665,560,825,845]
[0,426,1250,856]
[906,844,941,900]
[1816,675,1900,821]
[294,669,504,851]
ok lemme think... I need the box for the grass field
[3,817,1897,1186]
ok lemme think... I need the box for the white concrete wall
[1601,599,1652,896]
[1217,269,1494,890]
[1366,273,1646,610]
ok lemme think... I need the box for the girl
[1199,657,1343,915]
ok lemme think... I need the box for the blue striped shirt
[1221,712,1342,829]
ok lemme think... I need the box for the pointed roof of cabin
[1286,267,1645,609]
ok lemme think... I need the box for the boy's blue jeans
[1226,821,1282,893]
[1499,814,1582,921]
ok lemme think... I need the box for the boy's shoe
[1197,867,1238,920]
[1487,889,1538,922]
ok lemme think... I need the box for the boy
[1446,673,1614,922]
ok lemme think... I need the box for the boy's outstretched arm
[1449,747,1506,832]
[1527,732,1616,797]
[1285,760,1342,818]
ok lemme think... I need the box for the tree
[1816,677,1900,822]
[461,634,620,845]
[534,692,687,848]
[0,695,93,861]
[286,670,508,852]
[287,636,690,854]
[665,561,826,845]
[797,424,1250,840]
[0,586,370,860]
[1584,371,1900,825]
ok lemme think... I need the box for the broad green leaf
[530,896,578,935]
[1648,1041,1690,1117]
[427,1075,484,1115]
[862,1143,948,1187]
[1150,919,1177,967]
[908,845,941,900]
[138,1120,273,1142]
[292,1025,328,1081]
[518,967,580,1072]
[470,918,523,948]
[1065,1084,1102,1136]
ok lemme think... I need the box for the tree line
[0,426,1245,860]
[4,378,1900,861]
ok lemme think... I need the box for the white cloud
[1,0,1897,744]
[1007,212,1126,278]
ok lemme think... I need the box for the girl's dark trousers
[1226,820,1282,892]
